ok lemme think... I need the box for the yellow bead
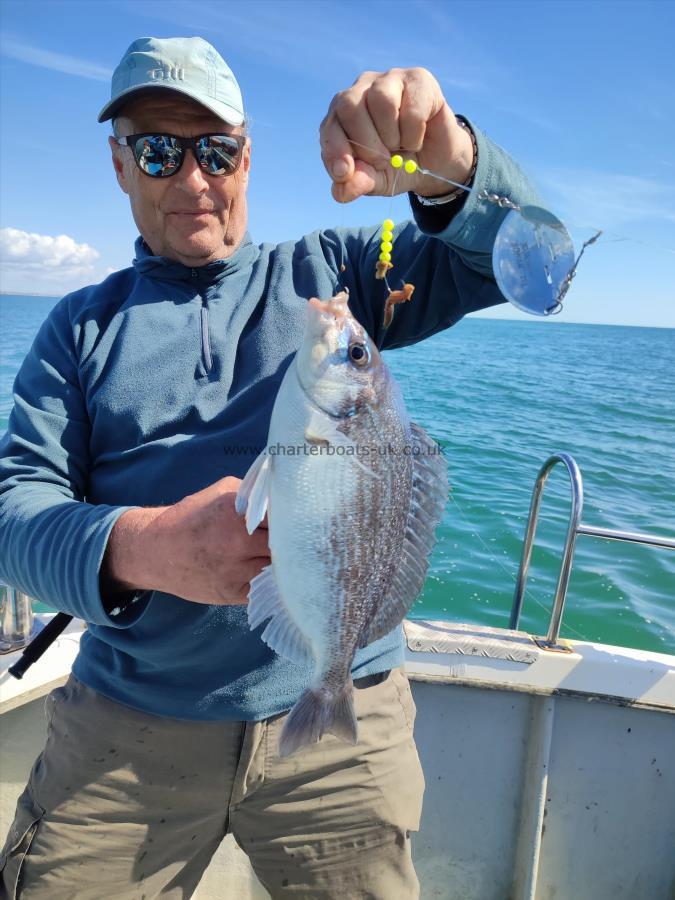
[381,230,393,242]
[390,154,403,169]
[379,251,392,262]
[380,241,393,253]
[382,218,395,231]
[404,159,418,174]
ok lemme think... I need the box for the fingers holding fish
[234,556,273,604]
[150,475,271,606]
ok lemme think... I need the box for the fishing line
[345,137,582,318]
[335,183,348,286]
[383,168,400,294]
[388,168,399,219]
[343,136,675,279]
[566,226,675,257]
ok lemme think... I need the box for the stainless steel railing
[0,580,35,653]
[509,452,675,651]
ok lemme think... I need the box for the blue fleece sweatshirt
[0,124,538,720]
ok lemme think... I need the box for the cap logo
[148,66,185,82]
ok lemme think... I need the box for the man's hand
[320,67,474,203]
[102,476,270,607]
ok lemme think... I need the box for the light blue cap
[98,36,244,126]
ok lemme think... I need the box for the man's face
[109,94,251,266]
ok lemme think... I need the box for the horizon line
[1,291,673,330]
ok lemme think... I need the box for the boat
[2,454,674,899]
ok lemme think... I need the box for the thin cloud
[535,167,675,231]
[114,0,484,90]
[431,69,485,94]
[412,0,507,89]
[125,2,382,79]
[0,36,112,82]
[497,104,562,134]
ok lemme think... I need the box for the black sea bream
[236,291,448,756]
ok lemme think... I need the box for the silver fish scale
[322,385,415,692]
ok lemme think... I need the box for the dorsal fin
[359,423,449,647]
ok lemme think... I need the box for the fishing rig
[338,137,603,329]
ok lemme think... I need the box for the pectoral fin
[235,449,271,534]
[305,412,351,448]
[305,412,380,479]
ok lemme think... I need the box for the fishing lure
[383,282,415,328]
[338,136,598,324]
[375,155,421,326]
[375,216,395,280]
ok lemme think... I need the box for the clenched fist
[320,67,474,203]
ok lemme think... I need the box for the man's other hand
[103,477,270,607]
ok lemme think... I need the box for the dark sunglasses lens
[196,135,242,175]
[133,135,181,176]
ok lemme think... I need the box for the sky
[0,0,674,327]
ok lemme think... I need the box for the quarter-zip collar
[132,232,259,287]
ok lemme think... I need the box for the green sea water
[1,294,673,655]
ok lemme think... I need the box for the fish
[235,290,448,757]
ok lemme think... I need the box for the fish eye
[348,342,370,366]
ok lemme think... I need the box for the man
[0,36,537,899]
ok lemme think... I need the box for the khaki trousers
[1,669,424,899]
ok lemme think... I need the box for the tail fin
[278,683,358,758]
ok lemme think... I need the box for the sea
[1,293,674,655]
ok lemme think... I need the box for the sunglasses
[114,132,246,178]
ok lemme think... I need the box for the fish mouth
[295,292,381,419]
[307,293,350,324]
[307,292,367,346]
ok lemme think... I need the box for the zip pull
[200,304,213,373]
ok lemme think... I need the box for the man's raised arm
[318,67,540,349]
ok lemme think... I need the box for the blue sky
[1,0,673,326]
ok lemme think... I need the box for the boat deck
[2,616,673,899]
